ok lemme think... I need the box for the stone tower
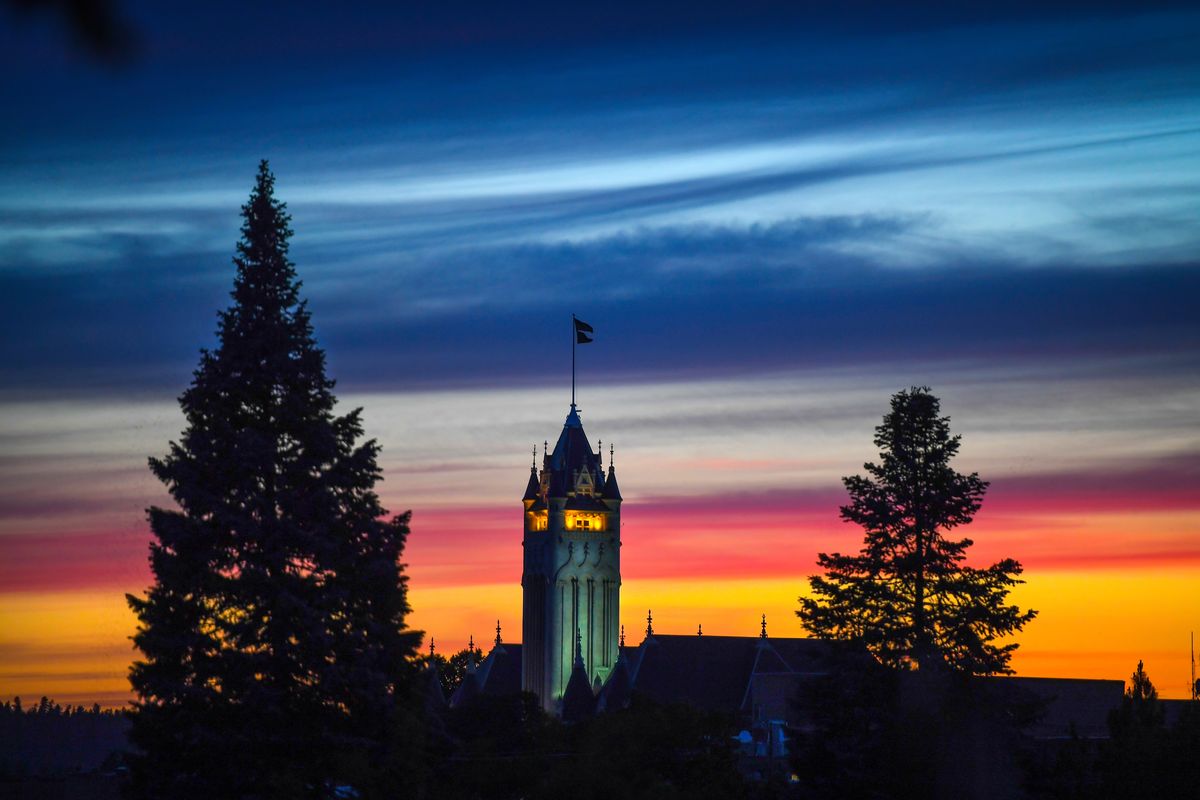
[521,404,622,713]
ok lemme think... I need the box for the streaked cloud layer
[1,1,1197,703]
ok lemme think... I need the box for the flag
[574,316,594,344]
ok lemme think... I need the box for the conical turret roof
[522,466,540,501]
[561,635,596,722]
[602,464,622,500]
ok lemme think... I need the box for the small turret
[602,465,622,500]
[602,443,622,500]
[449,637,483,709]
[523,446,541,503]
[523,470,540,502]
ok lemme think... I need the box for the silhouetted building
[437,400,1140,753]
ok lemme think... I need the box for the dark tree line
[1,696,129,778]
[426,691,754,800]
[2,696,119,718]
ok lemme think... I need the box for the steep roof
[624,635,842,716]
[477,643,523,697]
[544,406,603,499]
[562,658,597,722]
[448,669,482,709]
[602,465,622,500]
[421,664,447,712]
[522,468,540,501]
[595,650,634,713]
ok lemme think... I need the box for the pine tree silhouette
[799,387,1035,674]
[127,161,422,799]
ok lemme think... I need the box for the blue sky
[2,1,1200,703]
[2,1,1197,396]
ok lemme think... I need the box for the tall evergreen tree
[127,162,422,799]
[798,387,1035,674]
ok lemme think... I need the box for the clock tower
[521,404,622,712]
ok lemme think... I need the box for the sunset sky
[1,1,1198,706]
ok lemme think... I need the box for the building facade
[520,404,622,712]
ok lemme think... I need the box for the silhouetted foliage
[791,665,1036,800]
[413,646,480,699]
[1034,724,1102,800]
[432,691,562,799]
[1,697,120,719]
[126,162,423,799]
[542,697,748,800]
[430,693,749,800]
[798,387,1036,675]
[1,696,128,778]
[1096,660,1193,799]
[1016,661,1200,800]
[790,653,899,798]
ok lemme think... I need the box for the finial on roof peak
[468,634,475,653]
[495,620,502,648]
[646,609,654,637]
[698,623,703,637]
[532,446,537,470]
[565,404,582,428]
[429,637,435,658]
[575,629,585,666]
[760,614,768,639]
[620,624,625,648]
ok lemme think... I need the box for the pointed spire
[646,609,654,638]
[523,460,541,501]
[760,614,768,639]
[602,447,622,500]
[562,630,596,723]
[495,619,502,648]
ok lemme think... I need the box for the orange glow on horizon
[6,564,1194,707]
